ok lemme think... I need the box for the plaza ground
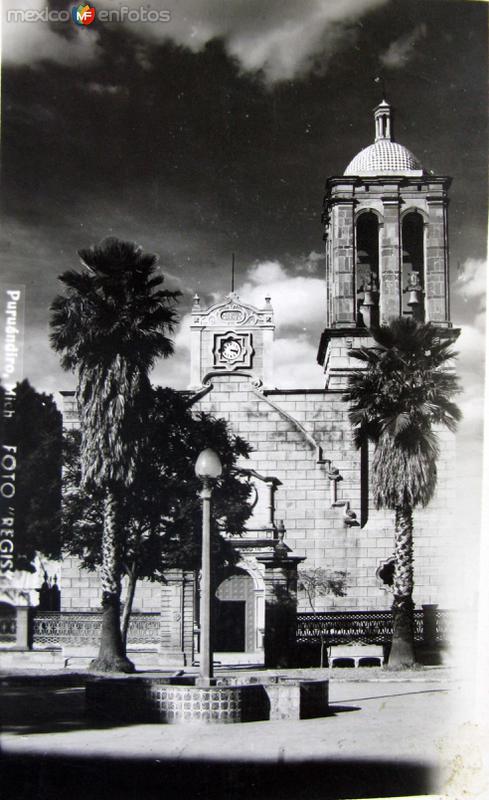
[1,665,487,799]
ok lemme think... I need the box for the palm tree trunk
[388,505,416,668]
[90,490,135,673]
[121,565,138,650]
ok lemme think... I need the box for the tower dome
[344,99,424,177]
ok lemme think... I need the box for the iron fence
[0,611,16,642]
[296,608,449,646]
[32,611,161,647]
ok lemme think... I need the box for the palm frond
[50,236,181,490]
[343,317,461,510]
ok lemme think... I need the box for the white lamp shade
[195,448,223,479]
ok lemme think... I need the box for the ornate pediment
[191,292,274,328]
[0,587,30,606]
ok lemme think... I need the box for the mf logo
[72,4,96,25]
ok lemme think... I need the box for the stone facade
[59,555,162,613]
[186,294,455,621]
[31,98,458,666]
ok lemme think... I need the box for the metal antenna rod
[374,75,387,101]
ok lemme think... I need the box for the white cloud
[453,257,486,437]
[136,0,389,83]
[238,259,325,333]
[453,259,487,486]
[296,250,323,274]
[151,311,192,388]
[151,349,189,389]
[380,23,427,69]
[234,255,327,387]
[173,312,193,352]
[457,325,485,440]
[458,321,485,371]
[85,82,128,96]
[244,260,286,285]
[456,258,487,308]
[273,335,323,388]
[2,0,101,67]
[3,0,388,81]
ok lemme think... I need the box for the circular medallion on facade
[213,331,254,370]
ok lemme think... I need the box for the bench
[329,643,384,668]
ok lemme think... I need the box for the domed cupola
[344,100,424,177]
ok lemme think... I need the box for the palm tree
[344,317,461,667]
[50,237,180,672]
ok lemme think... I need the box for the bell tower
[317,98,453,388]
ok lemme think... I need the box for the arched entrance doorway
[214,564,264,654]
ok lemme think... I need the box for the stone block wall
[194,374,456,612]
[321,333,373,389]
[56,366,456,617]
[60,555,162,613]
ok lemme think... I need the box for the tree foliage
[297,567,349,612]
[50,236,181,671]
[344,317,461,667]
[345,318,461,510]
[50,237,180,490]
[62,387,253,610]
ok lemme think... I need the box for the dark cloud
[380,23,427,69]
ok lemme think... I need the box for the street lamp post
[195,448,222,686]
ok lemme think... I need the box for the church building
[57,99,457,666]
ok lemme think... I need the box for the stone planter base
[86,675,329,724]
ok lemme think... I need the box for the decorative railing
[126,613,161,644]
[0,612,16,642]
[32,612,161,647]
[296,608,449,646]
[433,608,450,643]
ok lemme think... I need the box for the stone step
[0,648,65,670]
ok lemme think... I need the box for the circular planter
[86,677,268,724]
[86,674,329,724]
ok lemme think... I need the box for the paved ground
[0,668,486,799]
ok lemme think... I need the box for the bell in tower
[317,97,453,388]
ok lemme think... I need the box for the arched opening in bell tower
[402,211,425,320]
[356,211,380,327]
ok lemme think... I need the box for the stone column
[332,202,356,326]
[159,569,194,666]
[15,606,30,650]
[380,197,401,322]
[259,554,305,668]
[190,323,203,389]
[422,604,439,650]
[182,571,196,663]
[262,327,274,388]
[425,199,449,324]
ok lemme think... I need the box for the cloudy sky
[1,0,487,489]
